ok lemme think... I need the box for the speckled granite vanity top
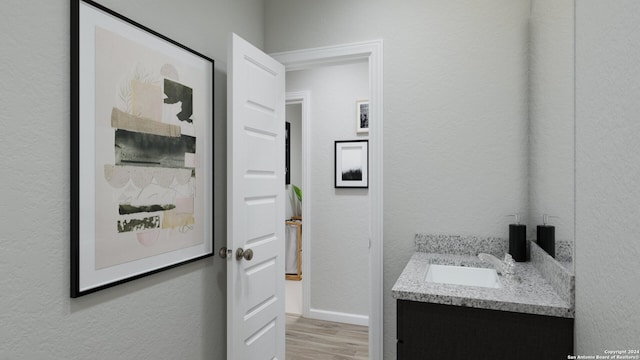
[392,235,575,318]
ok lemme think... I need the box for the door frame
[285,91,312,319]
[272,39,384,360]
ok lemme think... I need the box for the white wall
[575,0,640,353]
[0,0,263,358]
[265,1,530,356]
[528,0,575,245]
[286,62,370,321]
[285,280,303,315]
[285,103,302,220]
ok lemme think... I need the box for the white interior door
[227,33,286,360]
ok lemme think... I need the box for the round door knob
[236,248,254,261]
[219,247,229,259]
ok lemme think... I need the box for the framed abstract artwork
[335,140,369,188]
[71,0,214,297]
[356,100,369,134]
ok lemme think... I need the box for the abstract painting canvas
[71,0,214,297]
[335,140,369,188]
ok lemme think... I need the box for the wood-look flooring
[286,314,368,360]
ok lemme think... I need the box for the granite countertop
[391,252,574,318]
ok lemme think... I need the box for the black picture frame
[71,0,215,297]
[285,122,290,185]
[335,140,369,188]
[356,100,369,134]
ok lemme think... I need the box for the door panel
[244,133,277,174]
[227,33,286,360]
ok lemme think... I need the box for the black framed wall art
[71,0,214,297]
[356,100,369,134]
[285,121,290,185]
[335,140,369,188]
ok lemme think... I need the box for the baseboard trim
[308,308,369,327]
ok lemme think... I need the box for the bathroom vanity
[392,235,575,359]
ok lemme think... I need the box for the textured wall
[265,1,530,357]
[528,0,575,246]
[0,0,263,358]
[575,0,640,353]
[286,62,370,319]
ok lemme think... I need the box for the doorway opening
[273,39,384,359]
[284,66,370,357]
[284,99,304,317]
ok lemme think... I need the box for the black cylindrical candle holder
[537,225,555,258]
[509,224,527,262]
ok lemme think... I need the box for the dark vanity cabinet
[397,300,574,360]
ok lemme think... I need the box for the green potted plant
[291,184,302,220]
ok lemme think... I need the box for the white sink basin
[425,264,501,289]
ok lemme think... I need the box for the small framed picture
[356,100,369,134]
[335,140,369,188]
